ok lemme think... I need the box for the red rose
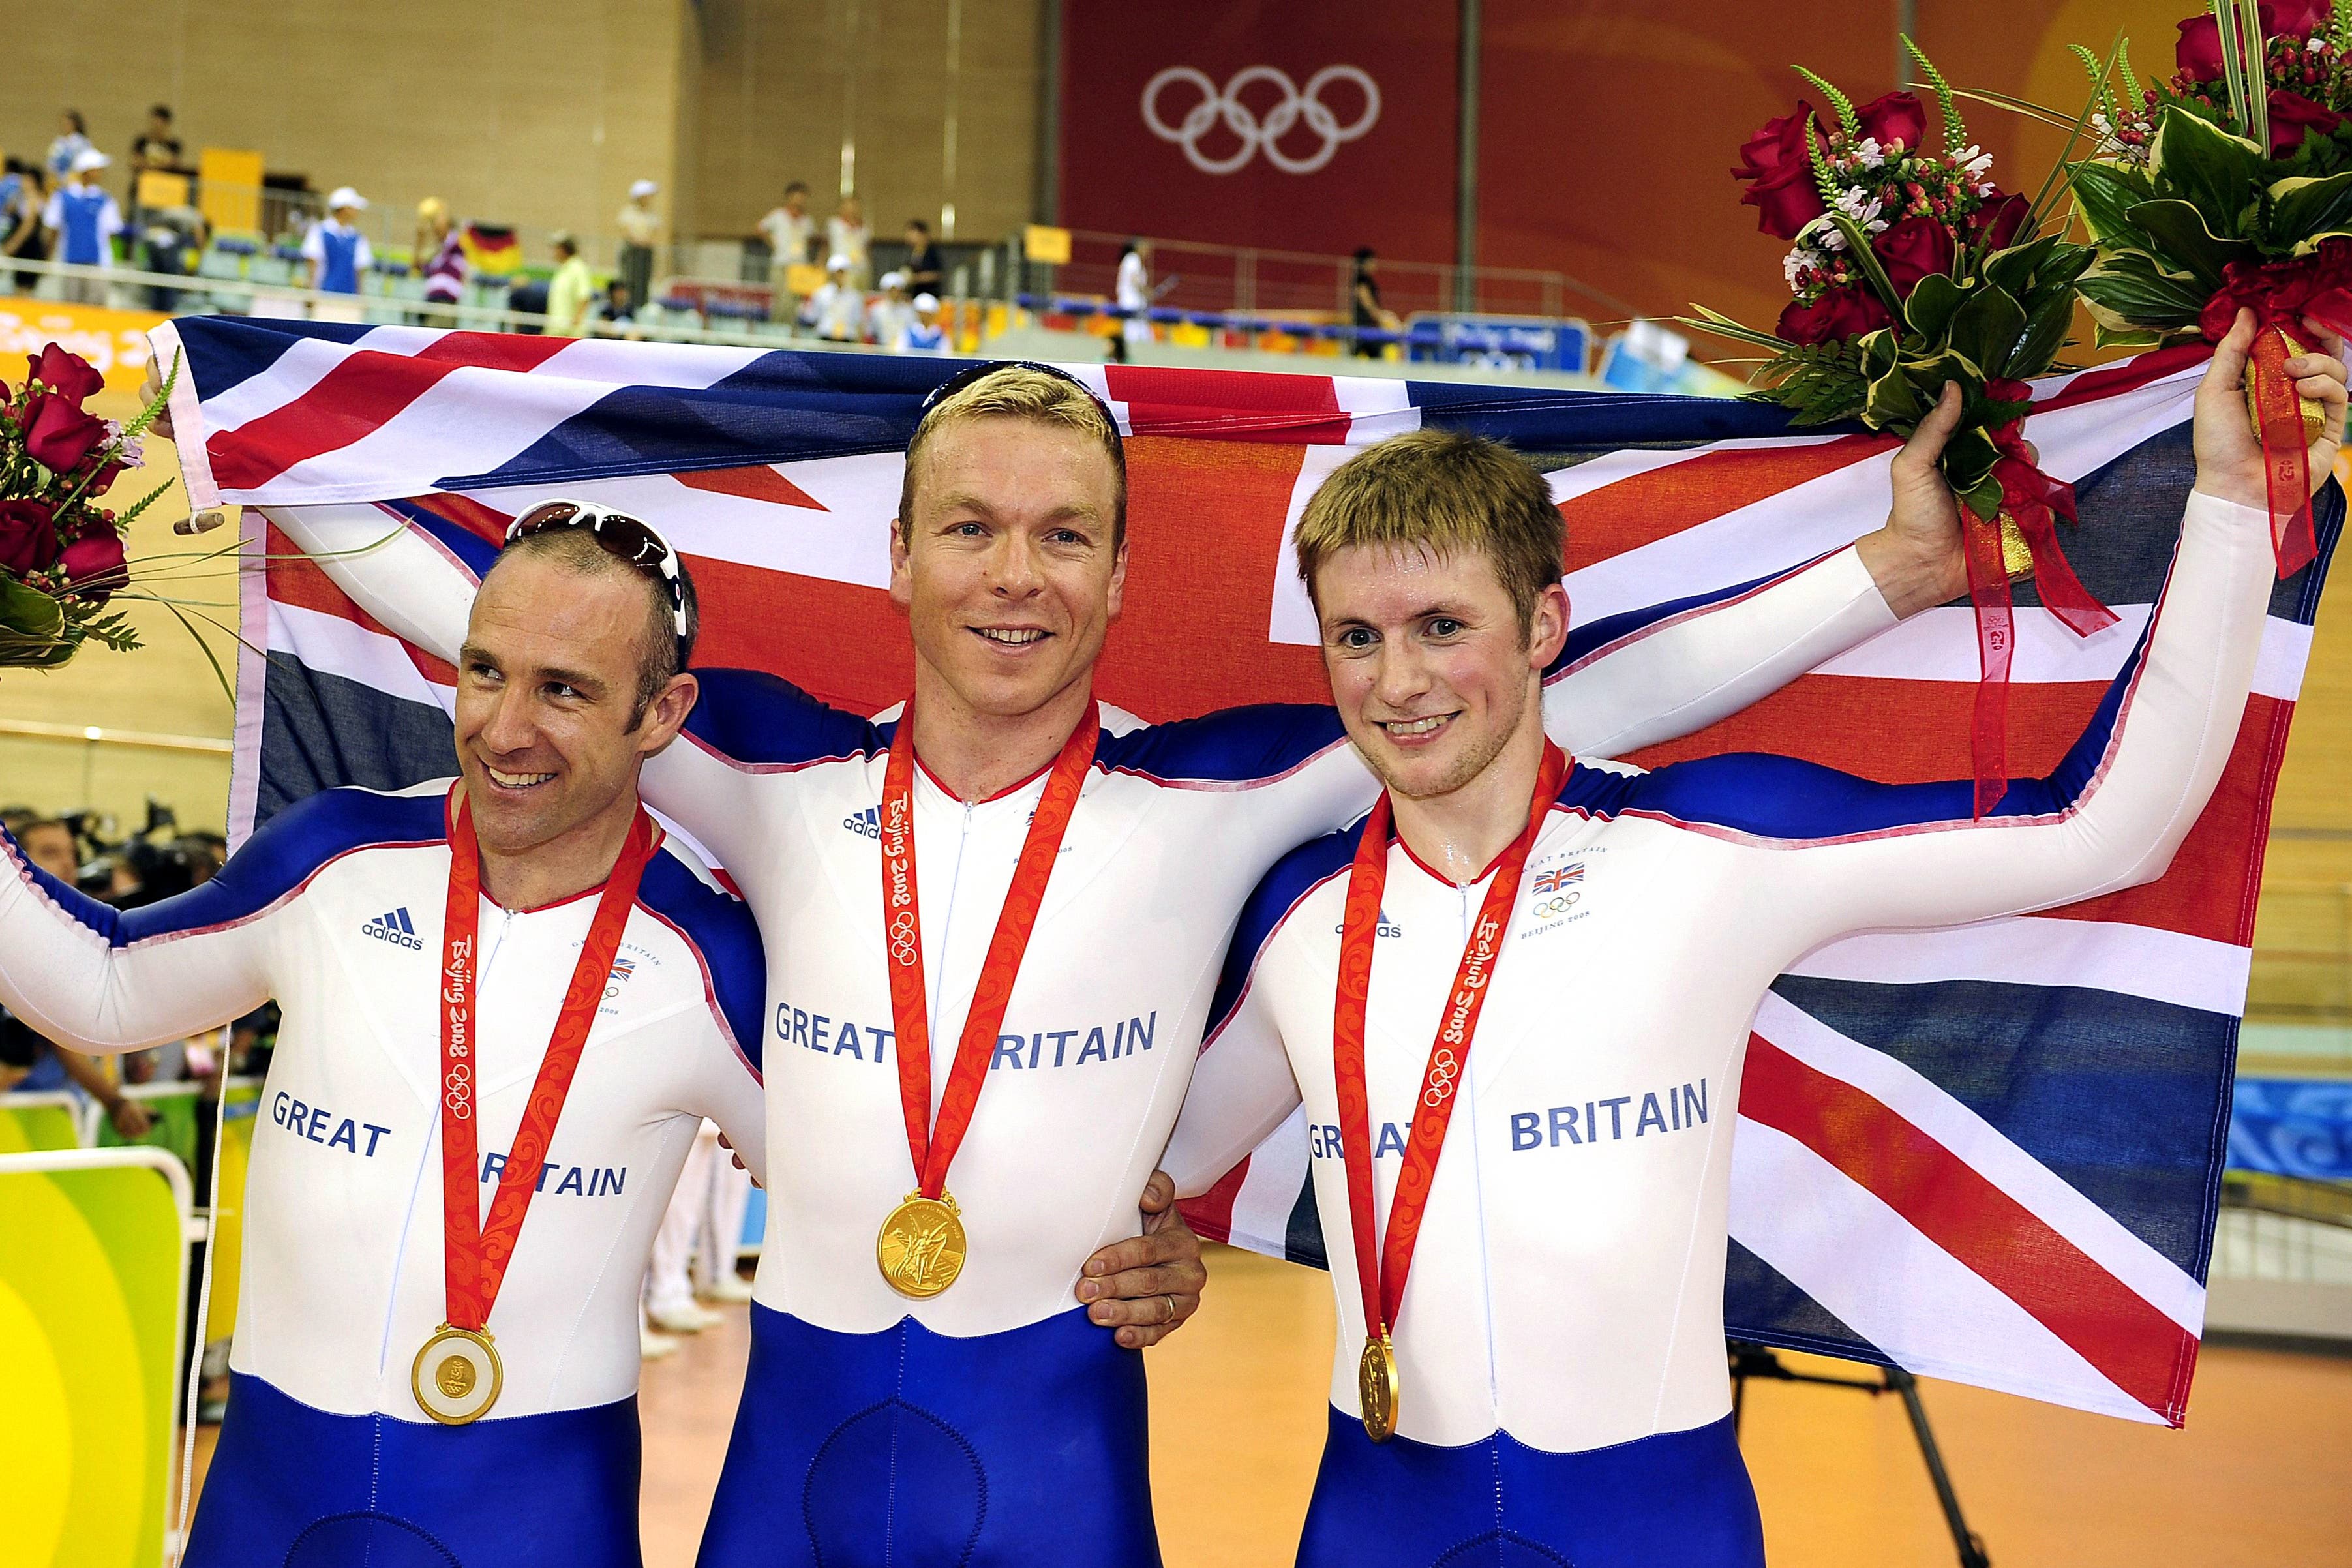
[2269,88,2345,152]
[1972,192,2031,251]
[1855,91,1929,153]
[2181,5,2330,83]
[21,389,110,474]
[2270,0,2330,39]
[1735,102,1829,239]
[59,531,128,601]
[1871,213,1958,297]
[25,344,103,404]
[0,500,60,577]
[1777,285,1893,346]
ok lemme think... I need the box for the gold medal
[411,1323,503,1425]
[1358,1332,1399,1442]
[877,1191,968,1298]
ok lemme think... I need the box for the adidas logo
[842,806,881,839]
[1334,909,1405,939]
[362,907,425,951]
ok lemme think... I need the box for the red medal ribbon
[2198,246,2352,580]
[1332,741,1567,1340]
[879,702,1099,1200]
[438,790,657,1333]
[1958,385,2120,818]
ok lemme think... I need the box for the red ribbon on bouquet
[1959,381,2120,819]
[2198,245,2352,580]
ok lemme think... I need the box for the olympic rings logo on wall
[1141,65,1381,175]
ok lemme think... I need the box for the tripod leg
[1888,1368,1991,1568]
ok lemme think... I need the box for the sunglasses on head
[504,499,690,654]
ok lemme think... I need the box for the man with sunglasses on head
[290,358,1976,1567]
[0,510,770,1566]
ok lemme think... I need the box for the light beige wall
[1,0,698,262]
[687,0,1042,244]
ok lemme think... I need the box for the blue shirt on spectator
[43,184,123,266]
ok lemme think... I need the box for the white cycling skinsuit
[1160,491,2274,1568]
[0,779,767,1568]
[288,502,1898,1567]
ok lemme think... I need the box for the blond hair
[1293,429,1564,637]
[897,366,1127,548]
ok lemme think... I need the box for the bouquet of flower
[2067,0,2352,575]
[0,345,176,671]
[1689,40,2117,817]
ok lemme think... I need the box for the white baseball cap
[913,293,939,312]
[826,253,851,272]
[70,149,111,174]
[879,270,907,290]
[326,186,368,212]
[630,179,659,199]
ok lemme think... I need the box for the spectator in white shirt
[616,179,661,311]
[1112,237,1153,361]
[46,110,91,183]
[43,149,123,304]
[800,254,863,342]
[896,291,948,354]
[758,180,815,322]
[866,269,913,346]
[827,195,870,288]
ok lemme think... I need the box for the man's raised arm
[1543,445,1967,759]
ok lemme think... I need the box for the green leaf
[1865,364,1929,427]
[2265,169,2352,246]
[2120,197,2257,283]
[1948,284,2031,380]
[1940,425,2003,496]
[1982,234,2061,297]
[2008,284,2079,378]
[2075,252,2212,330]
[0,576,65,642]
[1856,327,1900,380]
[1903,273,1970,340]
[2071,161,2154,246]
[2147,104,2266,226]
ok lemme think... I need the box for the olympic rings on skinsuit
[1141,65,1381,175]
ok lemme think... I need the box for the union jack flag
[151,316,2338,1427]
[1530,864,1584,896]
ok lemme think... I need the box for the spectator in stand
[802,253,862,342]
[828,194,870,287]
[130,105,181,178]
[599,277,646,340]
[758,179,816,322]
[137,193,207,312]
[1351,245,1400,359]
[617,179,660,312]
[866,269,912,346]
[1111,237,1152,363]
[300,188,374,296]
[0,817,153,1136]
[545,230,597,338]
[44,150,123,304]
[46,110,91,183]
[0,161,47,294]
[896,291,948,354]
[127,104,181,227]
[415,197,466,318]
[902,217,943,295]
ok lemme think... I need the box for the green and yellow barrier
[0,1091,86,1154]
[0,1147,192,1568]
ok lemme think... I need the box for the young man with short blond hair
[1163,317,2347,1567]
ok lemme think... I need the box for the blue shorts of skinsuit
[1297,1406,1765,1568]
[697,1303,1161,1568]
[184,1372,642,1568]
